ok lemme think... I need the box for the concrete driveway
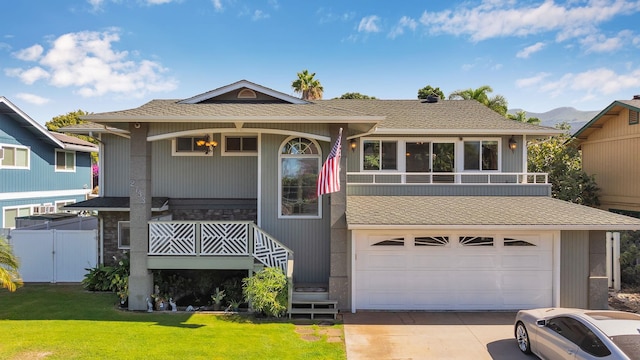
[343,311,534,360]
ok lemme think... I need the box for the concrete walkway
[343,311,534,360]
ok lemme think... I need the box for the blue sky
[2,0,640,124]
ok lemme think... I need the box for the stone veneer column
[328,125,349,310]
[128,123,153,311]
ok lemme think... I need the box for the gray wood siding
[151,139,257,198]
[101,134,257,198]
[102,134,130,196]
[560,230,589,309]
[347,184,551,196]
[259,134,330,284]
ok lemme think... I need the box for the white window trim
[118,221,131,249]
[171,134,214,157]
[2,204,35,229]
[0,143,30,170]
[55,199,76,213]
[360,137,460,173]
[460,137,502,172]
[278,136,322,219]
[221,134,259,157]
[55,149,76,172]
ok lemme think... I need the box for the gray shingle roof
[63,197,169,211]
[82,97,558,134]
[347,196,640,230]
[317,99,554,132]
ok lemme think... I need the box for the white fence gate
[9,229,98,283]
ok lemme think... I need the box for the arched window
[279,137,321,218]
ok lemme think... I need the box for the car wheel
[516,321,532,354]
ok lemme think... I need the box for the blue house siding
[0,99,96,229]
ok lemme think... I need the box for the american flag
[317,128,342,197]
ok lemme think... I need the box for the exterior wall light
[350,139,357,152]
[508,136,517,152]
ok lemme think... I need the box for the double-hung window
[0,144,29,169]
[463,140,498,171]
[55,150,76,172]
[279,137,321,218]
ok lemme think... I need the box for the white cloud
[526,67,640,100]
[580,30,635,53]
[252,10,270,21]
[212,0,223,11]
[87,0,103,12]
[388,16,417,39]
[515,72,550,88]
[16,93,51,105]
[358,15,381,33]
[12,44,44,61]
[317,8,355,24]
[146,0,177,4]
[8,30,177,98]
[516,42,545,59]
[419,0,639,42]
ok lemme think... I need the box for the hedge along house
[63,80,640,312]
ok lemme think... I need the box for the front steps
[289,284,338,320]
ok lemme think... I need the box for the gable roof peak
[178,79,308,105]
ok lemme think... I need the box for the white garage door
[355,232,553,310]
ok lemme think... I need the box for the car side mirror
[536,319,546,327]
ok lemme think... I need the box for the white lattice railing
[347,171,549,184]
[148,221,293,273]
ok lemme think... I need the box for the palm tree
[508,110,541,125]
[449,85,509,116]
[0,236,23,292]
[292,70,324,100]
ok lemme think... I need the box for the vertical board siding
[582,110,640,210]
[259,134,330,284]
[151,139,257,198]
[102,134,130,196]
[560,230,589,308]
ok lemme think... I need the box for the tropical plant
[82,253,129,303]
[291,70,324,100]
[528,122,600,206]
[338,92,376,99]
[0,236,23,292]
[448,85,508,116]
[211,287,226,310]
[620,231,640,288]
[417,85,445,100]
[242,267,288,318]
[507,110,541,125]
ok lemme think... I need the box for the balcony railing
[347,172,548,185]
[148,220,293,273]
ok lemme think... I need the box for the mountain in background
[508,107,600,133]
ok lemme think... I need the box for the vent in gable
[237,88,257,99]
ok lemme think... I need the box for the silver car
[514,308,640,359]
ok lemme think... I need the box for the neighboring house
[62,80,640,313]
[0,97,98,229]
[573,95,640,217]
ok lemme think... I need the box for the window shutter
[629,110,639,125]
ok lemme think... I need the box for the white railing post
[606,232,613,288]
[613,232,621,292]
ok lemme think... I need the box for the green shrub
[242,267,288,318]
[82,253,129,303]
[621,231,640,289]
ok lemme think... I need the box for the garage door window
[460,236,493,246]
[415,236,449,246]
[504,238,535,246]
[372,238,404,246]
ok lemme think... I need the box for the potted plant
[211,287,226,311]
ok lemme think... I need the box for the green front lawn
[0,284,345,360]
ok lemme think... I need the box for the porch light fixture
[196,135,218,154]
[508,136,517,152]
[350,139,357,152]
